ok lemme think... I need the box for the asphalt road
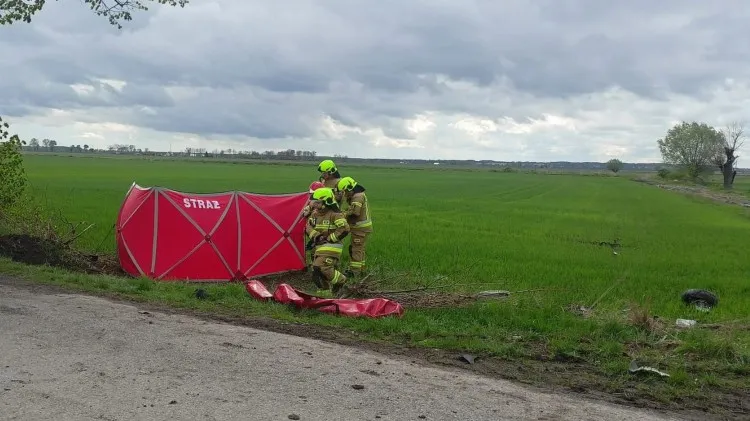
[0,279,682,421]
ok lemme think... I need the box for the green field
[2,153,749,416]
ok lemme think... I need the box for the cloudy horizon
[1,0,749,163]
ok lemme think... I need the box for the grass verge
[1,257,747,420]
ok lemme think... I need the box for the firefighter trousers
[311,254,347,289]
[347,232,369,274]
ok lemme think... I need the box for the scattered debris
[628,360,670,378]
[333,274,475,309]
[459,354,476,364]
[578,238,622,254]
[475,290,510,299]
[566,304,592,318]
[676,319,697,329]
[594,239,621,251]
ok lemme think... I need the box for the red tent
[116,183,309,282]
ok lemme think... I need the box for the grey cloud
[0,104,31,118]
[116,83,174,108]
[23,57,91,85]
[1,0,749,147]
[0,81,85,113]
[128,87,317,139]
[0,66,174,116]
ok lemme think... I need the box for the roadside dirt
[632,177,750,208]
[0,277,686,421]
[1,276,744,420]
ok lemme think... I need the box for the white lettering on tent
[182,198,222,210]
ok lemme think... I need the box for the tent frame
[116,182,308,282]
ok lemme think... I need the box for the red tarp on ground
[243,280,405,318]
[116,183,309,282]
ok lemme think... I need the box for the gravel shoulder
[1,277,687,421]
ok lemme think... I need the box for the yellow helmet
[317,159,337,173]
[337,176,357,192]
[311,187,337,206]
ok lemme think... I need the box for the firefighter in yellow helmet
[302,181,326,268]
[301,180,326,219]
[317,159,342,190]
[336,176,372,277]
[305,187,350,294]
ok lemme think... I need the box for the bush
[0,188,58,238]
[606,158,623,173]
[0,116,28,214]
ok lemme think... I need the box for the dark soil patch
[0,234,124,276]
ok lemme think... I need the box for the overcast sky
[1,1,749,162]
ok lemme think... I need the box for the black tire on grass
[680,289,718,308]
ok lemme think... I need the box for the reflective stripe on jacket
[345,192,372,233]
[305,208,350,257]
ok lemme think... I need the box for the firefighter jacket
[344,192,373,233]
[305,207,350,257]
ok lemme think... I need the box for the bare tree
[714,121,745,189]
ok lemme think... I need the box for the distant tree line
[12,122,750,186]
[19,141,338,161]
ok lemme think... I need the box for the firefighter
[302,181,326,268]
[302,180,325,219]
[336,176,372,277]
[317,159,342,190]
[305,187,350,293]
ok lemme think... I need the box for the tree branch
[0,0,189,29]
